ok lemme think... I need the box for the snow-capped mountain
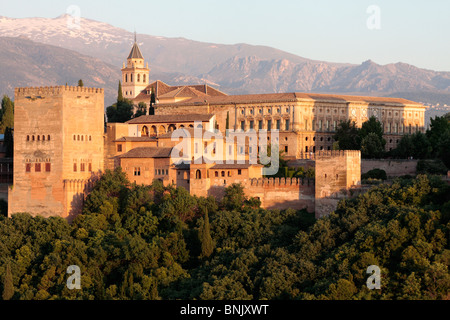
[1,15,450,107]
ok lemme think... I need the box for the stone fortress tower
[121,33,150,99]
[8,86,105,220]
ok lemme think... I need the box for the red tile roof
[156,92,423,107]
[126,114,214,124]
[117,147,173,158]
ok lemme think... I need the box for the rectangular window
[117,144,122,152]
[73,163,77,172]
[134,167,141,176]
[285,119,290,131]
[80,163,86,172]
[326,120,330,131]
[333,121,337,132]
[319,120,323,131]
[45,163,51,172]
[276,120,281,130]
[267,120,272,130]
[26,163,31,173]
[258,120,263,130]
[88,163,92,172]
[285,146,288,153]
[241,121,245,131]
[35,163,41,172]
[312,120,315,130]
[305,119,308,131]
[249,120,254,130]
[238,169,242,175]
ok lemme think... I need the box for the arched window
[42,135,45,141]
[150,126,157,137]
[141,126,149,137]
[221,171,225,177]
[37,135,40,141]
[143,74,146,83]
[137,74,141,82]
[27,135,30,141]
[196,170,201,179]
[77,135,80,141]
[125,74,128,83]
[130,74,133,82]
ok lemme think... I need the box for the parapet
[315,150,361,159]
[250,177,315,187]
[15,85,104,98]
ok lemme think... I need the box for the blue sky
[2,0,450,71]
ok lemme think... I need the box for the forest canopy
[0,168,449,300]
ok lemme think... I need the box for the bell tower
[121,32,150,99]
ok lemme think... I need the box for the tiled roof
[157,127,208,139]
[126,114,214,124]
[132,81,227,103]
[114,136,157,142]
[156,92,423,107]
[127,42,144,60]
[210,162,263,169]
[118,147,173,158]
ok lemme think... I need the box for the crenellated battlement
[15,85,104,97]
[315,150,361,159]
[250,177,315,187]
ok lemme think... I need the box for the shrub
[361,168,387,181]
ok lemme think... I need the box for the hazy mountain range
[1,14,450,110]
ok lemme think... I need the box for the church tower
[121,33,150,99]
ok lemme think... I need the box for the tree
[149,87,156,116]
[117,81,124,103]
[135,102,147,118]
[0,95,14,134]
[410,131,431,159]
[359,116,386,157]
[426,115,450,155]
[333,120,360,150]
[2,262,14,300]
[199,210,214,258]
[3,127,13,158]
[360,132,384,159]
[106,100,134,123]
[78,79,84,87]
[221,183,247,211]
[225,111,230,135]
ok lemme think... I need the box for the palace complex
[7,39,426,220]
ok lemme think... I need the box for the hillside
[0,37,120,106]
[1,15,450,109]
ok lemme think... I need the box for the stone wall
[361,159,418,177]
[248,177,315,212]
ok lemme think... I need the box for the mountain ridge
[0,15,450,108]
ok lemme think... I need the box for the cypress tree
[0,95,14,134]
[78,79,84,87]
[118,81,124,103]
[226,111,230,136]
[2,262,14,300]
[199,210,214,258]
